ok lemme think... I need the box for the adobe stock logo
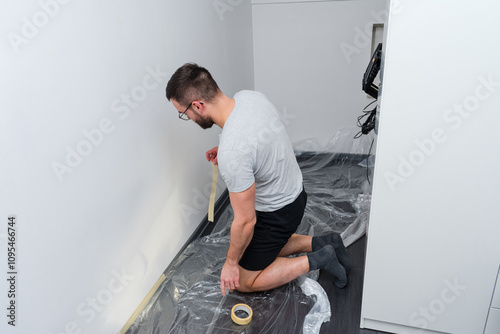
[213,0,243,21]
[406,278,466,332]
[45,268,135,334]
[340,8,393,64]
[51,65,169,182]
[384,74,499,192]
[7,0,73,53]
[46,253,148,334]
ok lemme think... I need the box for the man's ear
[192,101,205,112]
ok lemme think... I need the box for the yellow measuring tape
[208,163,218,222]
[231,303,253,325]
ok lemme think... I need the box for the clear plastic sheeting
[126,126,374,334]
[298,277,331,334]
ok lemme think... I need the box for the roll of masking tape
[208,163,218,222]
[231,303,253,325]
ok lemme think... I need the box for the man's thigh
[238,189,307,271]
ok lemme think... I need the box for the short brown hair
[166,63,220,106]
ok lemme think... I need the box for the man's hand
[220,260,240,296]
[206,146,218,165]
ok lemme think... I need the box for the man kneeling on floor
[166,63,350,295]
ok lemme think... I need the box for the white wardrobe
[361,1,500,333]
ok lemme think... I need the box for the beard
[192,111,214,129]
[196,119,214,129]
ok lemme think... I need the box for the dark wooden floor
[318,234,390,334]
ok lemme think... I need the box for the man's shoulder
[234,90,267,101]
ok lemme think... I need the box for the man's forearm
[226,218,256,265]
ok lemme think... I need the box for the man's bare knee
[236,277,255,293]
[236,271,262,293]
[235,285,252,293]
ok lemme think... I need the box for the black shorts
[238,188,307,271]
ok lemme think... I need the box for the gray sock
[307,245,347,288]
[312,232,351,271]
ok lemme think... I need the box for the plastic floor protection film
[125,128,375,334]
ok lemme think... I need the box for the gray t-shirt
[218,90,303,212]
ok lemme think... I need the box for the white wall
[362,0,500,333]
[0,1,253,333]
[252,0,387,147]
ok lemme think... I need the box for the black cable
[354,99,377,139]
[362,99,377,112]
[353,99,377,184]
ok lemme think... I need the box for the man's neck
[211,93,235,128]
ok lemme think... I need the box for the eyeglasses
[178,101,193,121]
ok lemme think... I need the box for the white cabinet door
[361,1,500,333]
